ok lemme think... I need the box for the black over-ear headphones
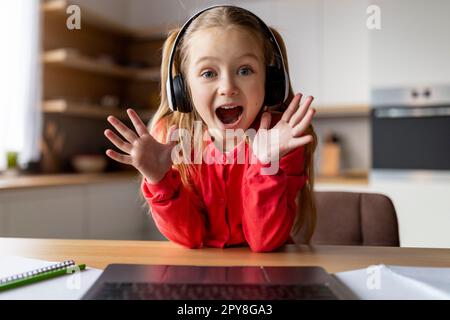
[166,5,290,113]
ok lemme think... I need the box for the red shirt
[141,113,308,252]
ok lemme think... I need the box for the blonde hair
[149,6,317,243]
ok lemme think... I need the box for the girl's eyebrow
[194,53,260,66]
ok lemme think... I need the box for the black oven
[371,86,450,171]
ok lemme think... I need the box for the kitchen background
[0,0,449,248]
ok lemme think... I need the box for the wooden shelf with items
[43,48,160,81]
[0,171,139,191]
[42,99,154,121]
[41,0,166,175]
[314,104,370,118]
[315,170,369,185]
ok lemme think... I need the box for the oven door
[371,105,450,170]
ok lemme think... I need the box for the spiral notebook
[0,256,102,300]
[0,260,79,290]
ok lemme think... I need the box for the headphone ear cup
[173,74,192,113]
[264,66,286,107]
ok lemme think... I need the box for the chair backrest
[304,191,400,246]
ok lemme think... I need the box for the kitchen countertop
[315,174,368,185]
[0,171,141,191]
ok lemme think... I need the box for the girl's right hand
[104,108,177,184]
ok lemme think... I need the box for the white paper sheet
[0,256,102,300]
[335,264,450,300]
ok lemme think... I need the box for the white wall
[126,0,265,30]
[370,0,450,87]
[126,0,190,30]
[321,0,369,104]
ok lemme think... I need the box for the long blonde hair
[149,6,317,243]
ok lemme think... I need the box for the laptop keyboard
[93,282,338,300]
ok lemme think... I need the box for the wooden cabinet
[0,177,163,240]
[0,186,86,238]
[84,180,158,240]
[40,0,165,173]
[0,200,8,236]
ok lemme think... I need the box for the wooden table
[2,238,450,274]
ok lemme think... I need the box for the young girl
[104,6,317,252]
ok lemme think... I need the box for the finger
[259,111,272,130]
[105,149,132,165]
[107,115,138,143]
[291,108,315,137]
[289,96,314,127]
[281,93,302,122]
[104,129,132,154]
[288,135,314,150]
[127,108,149,137]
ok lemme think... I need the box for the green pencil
[0,264,86,291]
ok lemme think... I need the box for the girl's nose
[218,75,239,97]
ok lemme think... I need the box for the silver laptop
[82,265,356,300]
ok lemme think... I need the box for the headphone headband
[166,5,289,112]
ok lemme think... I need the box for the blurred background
[0,0,449,247]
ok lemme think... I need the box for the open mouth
[215,105,244,125]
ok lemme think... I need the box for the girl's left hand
[252,93,315,164]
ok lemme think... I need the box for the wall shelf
[314,104,370,118]
[0,171,139,191]
[43,99,154,121]
[315,171,369,185]
[43,49,160,81]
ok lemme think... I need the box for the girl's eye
[201,70,216,79]
[238,66,254,76]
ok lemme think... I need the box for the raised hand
[104,109,176,184]
[252,93,315,164]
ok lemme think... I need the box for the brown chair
[304,192,400,246]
